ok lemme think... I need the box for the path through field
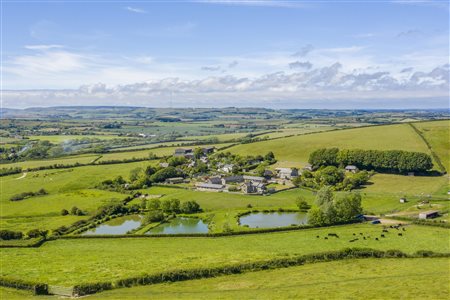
[15,172,27,180]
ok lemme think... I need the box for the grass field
[1,154,100,169]
[0,224,447,286]
[226,123,432,168]
[29,135,124,142]
[1,258,448,299]
[413,120,450,172]
[88,257,450,300]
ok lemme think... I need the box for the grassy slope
[1,154,100,169]
[88,258,450,300]
[226,123,431,167]
[414,120,450,172]
[0,224,448,285]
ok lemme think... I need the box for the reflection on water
[239,212,307,228]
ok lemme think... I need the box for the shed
[165,177,184,184]
[418,210,439,219]
[399,198,407,203]
[196,183,224,191]
[345,165,359,173]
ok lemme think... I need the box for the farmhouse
[418,210,439,219]
[241,181,267,194]
[165,177,184,184]
[263,169,273,179]
[222,175,244,184]
[275,168,299,179]
[196,183,224,191]
[345,165,359,173]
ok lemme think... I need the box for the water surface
[82,215,143,235]
[147,217,209,234]
[239,212,307,228]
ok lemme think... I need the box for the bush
[10,189,48,201]
[0,229,23,240]
[61,209,69,216]
[145,210,164,223]
[180,201,201,214]
[26,229,48,239]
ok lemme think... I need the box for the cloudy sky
[2,0,449,108]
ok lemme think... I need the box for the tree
[307,207,326,226]
[334,193,363,222]
[129,167,143,182]
[180,201,201,214]
[264,151,275,162]
[161,199,180,213]
[61,209,69,216]
[295,196,309,210]
[145,210,164,223]
[27,229,48,239]
[194,148,204,159]
[147,199,161,211]
[315,186,334,207]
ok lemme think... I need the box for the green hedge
[0,277,48,295]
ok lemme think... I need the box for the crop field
[226,123,432,167]
[0,224,448,286]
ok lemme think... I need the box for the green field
[1,154,100,169]
[2,258,447,299]
[88,258,450,300]
[227,123,432,167]
[414,120,450,172]
[30,135,123,142]
[0,224,447,286]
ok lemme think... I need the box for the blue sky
[2,0,449,108]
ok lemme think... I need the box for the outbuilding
[418,210,439,219]
[345,165,359,173]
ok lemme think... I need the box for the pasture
[226,123,432,167]
[0,224,448,286]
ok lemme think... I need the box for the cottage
[243,175,265,183]
[345,165,359,173]
[165,177,184,184]
[159,162,169,168]
[418,210,439,219]
[196,183,224,191]
[241,181,266,194]
[275,168,299,179]
[207,176,222,185]
[174,148,193,158]
[222,175,244,184]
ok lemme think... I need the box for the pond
[239,212,307,228]
[147,217,209,235]
[82,215,143,235]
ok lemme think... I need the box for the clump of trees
[26,229,48,239]
[0,230,23,240]
[307,186,363,226]
[144,198,202,223]
[293,166,371,191]
[10,188,48,201]
[309,148,433,173]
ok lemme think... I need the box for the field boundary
[1,248,448,297]
[408,122,447,174]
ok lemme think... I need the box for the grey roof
[345,165,358,170]
[196,183,224,189]
[243,175,265,181]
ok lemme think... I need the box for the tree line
[309,148,433,173]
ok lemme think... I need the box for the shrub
[145,210,164,223]
[180,201,201,214]
[0,229,23,240]
[61,209,69,216]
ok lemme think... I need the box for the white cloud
[125,6,147,14]
[192,0,308,8]
[24,44,64,50]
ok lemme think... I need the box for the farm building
[418,211,439,219]
[275,168,299,179]
[159,162,169,168]
[345,165,359,173]
[399,198,407,203]
[263,170,273,179]
[241,181,267,194]
[165,177,184,184]
[222,175,244,184]
[303,163,313,171]
[207,176,222,185]
[243,175,265,183]
[202,146,215,154]
[220,164,235,173]
[196,183,224,191]
[174,148,194,158]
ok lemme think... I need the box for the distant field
[1,154,100,169]
[227,123,431,167]
[413,120,450,172]
[29,135,123,142]
[0,224,447,286]
[86,258,450,300]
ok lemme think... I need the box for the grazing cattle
[398,233,403,236]
[382,229,389,233]
[316,235,320,238]
[381,234,385,238]
[375,238,379,240]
